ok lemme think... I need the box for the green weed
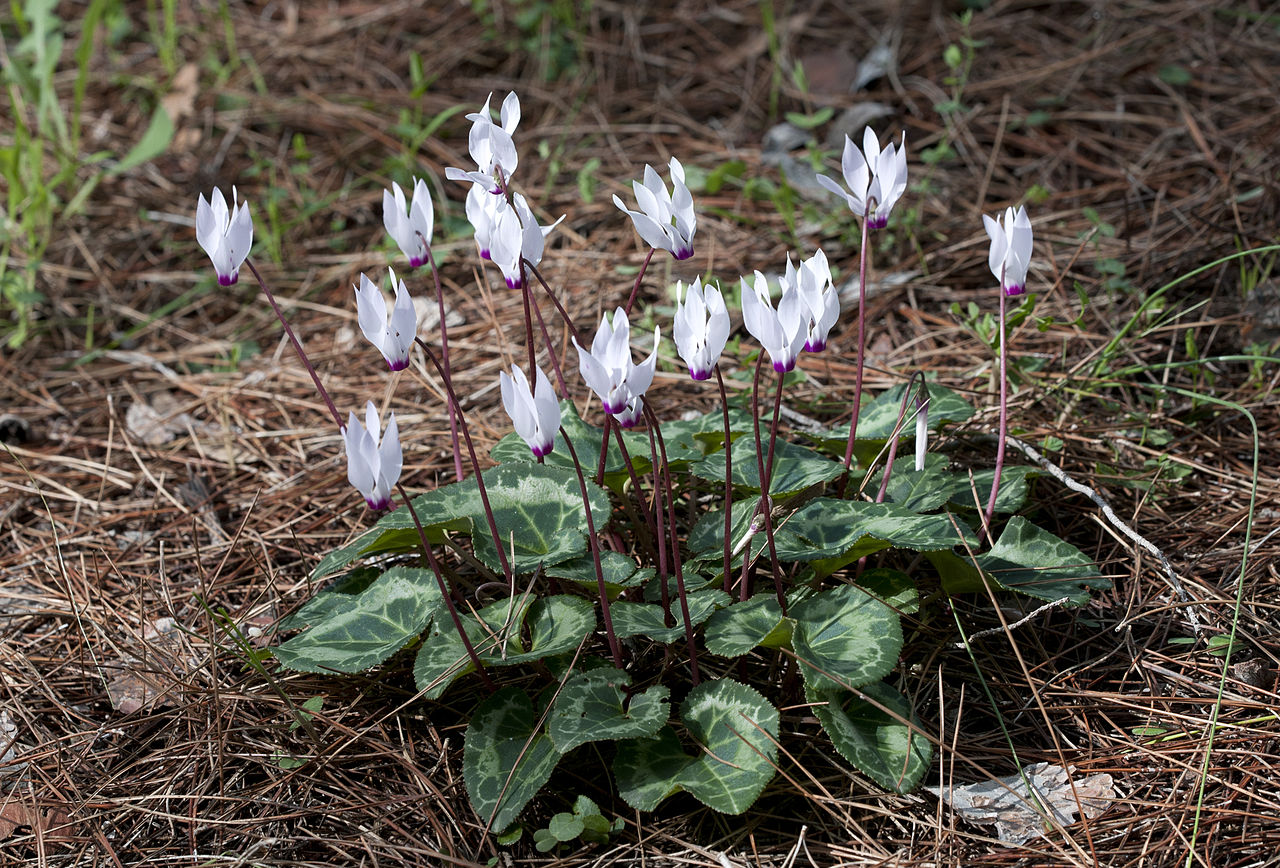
[2,0,174,347]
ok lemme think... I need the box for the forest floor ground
[2,1,1279,865]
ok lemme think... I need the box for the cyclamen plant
[197,95,1110,838]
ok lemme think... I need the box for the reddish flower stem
[422,241,464,482]
[839,211,872,495]
[643,420,671,622]
[524,260,581,343]
[559,426,624,669]
[245,258,342,430]
[645,403,700,686]
[983,272,1010,542]
[396,483,493,691]
[713,366,734,596]
[414,337,513,583]
[623,247,656,315]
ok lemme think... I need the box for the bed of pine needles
[2,1,1278,865]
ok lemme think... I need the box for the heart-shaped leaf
[881,462,965,512]
[692,437,844,496]
[472,464,612,574]
[414,596,526,699]
[613,679,780,814]
[703,594,790,657]
[312,463,610,580]
[857,568,919,615]
[772,499,978,575]
[464,687,562,834]
[610,726,689,812]
[274,566,441,674]
[414,595,595,698]
[810,680,932,793]
[497,595,596,665]
[611,590,731,644]
[977,517,1110,604]
[947,466,1035,514]
[547,668,671,753]
[791,583,903,691]
[278,566,379,631]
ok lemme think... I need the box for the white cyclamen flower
[573,307,660,415]
[673,277,730,380]
[382,178,434,268]
[499,364,561,458]
[613,395,644,429]
[196,186,253,286]
[613,157,696,260]
[490,192,562,289]
[465,182,503,260]
[816,126,908,229]
[355,269,417,371]
[445,91,521,192]
[983,205,1033,297]
[741,271,807,373]
[344,401,402,511]
[786,248,839,353]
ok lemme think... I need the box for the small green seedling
[532,796,624,852]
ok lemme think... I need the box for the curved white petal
[355,273,389,355]
[344,412,376,500]
[574,335,616,407]
[387,272,416,368]
[379,413,402,492]
[500,91,521,134]
[624,326,660,399]
[615,201,676,254]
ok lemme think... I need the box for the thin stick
[612,418,660,546]
[875,372,924,504]
[519,261,538,390]
[595,415,613,487]
[644,418,672,621]
[523,274,570,397]
[760,368,787,610]
[744,353,768,602]
[1002,433,1202,636]
[524,260,582,343]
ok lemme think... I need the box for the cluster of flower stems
[194,92,1034,689]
